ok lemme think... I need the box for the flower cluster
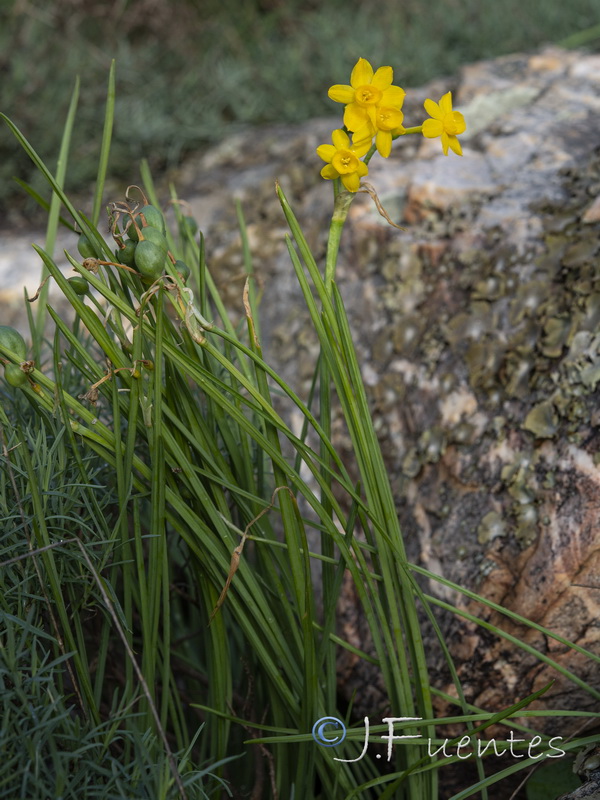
[317,58,466,192]
[328,58,406,159]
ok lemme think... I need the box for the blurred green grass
[1,0,599,223]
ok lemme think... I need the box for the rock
[0,228,75,335]
[174,45,600,737]
[558,745,600,800]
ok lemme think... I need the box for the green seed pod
[173,259,190,281]
[134,240,165,279]
[77,234,96,259]
[126,217,141,242]
[0,325,27,360]
[138,205,166,234]
[4,363,27,387]
[180,215,198,237]
[140,226,168,254]
[68,276,89,295]
[117,239,137,267]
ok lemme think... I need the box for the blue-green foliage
[0,398,224,799]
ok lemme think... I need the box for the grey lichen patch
[392,315,425,356]
[401,447,422,478]
[523,400,558,438]
[561,332,600,389]
[514,501,538,546]
[459,86,541,138]
[477,511,507,544]
[540,316,574,358]
[418,426,447,464]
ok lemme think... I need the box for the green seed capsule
[0,326,27,360]
[138,205,166,234]
[68,276,89,295]
[180,215,198,237]
[117,239,137,267]
[126,217,141,242]
[77,234,96,259]
[134,240,165,279]
[4,363,27,387]
[140,226,168,254]
[173,259,190,281]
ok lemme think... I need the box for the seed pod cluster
[119,204,195,283]
[95,196,197,287]
[119,204,169,279]
[115,204,187,281]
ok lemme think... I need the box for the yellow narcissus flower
[354,105,405,159]
[328,58,406,155]
[421,91,466,156]
[317,129,370,192]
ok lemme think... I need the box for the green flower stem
[401,125,423,135]
[324,189,355,293]
[319,176,436,793]
[321,183,357,710]
[363,142,377,166]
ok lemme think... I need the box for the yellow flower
[353,105,405,159]
[328,57,406,148]
[317,129,370,192]
[421,91,466,156]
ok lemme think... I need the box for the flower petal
[352,123,373,142]
[381,85,406,108]
[450,111,466,135]
[331,128,350,149]
[344,103,369,132]
[371,65,393,90]
[439,91,453,114]
[351,131,373,157]
[422,118,443,138]
[316,144,337,163]
[341,172,361,192]
[357,161,369,177]
[375,130,392,158]
[350,57,373,88]
[447,135,463,156]
[423,98,442,120]
[320,164,339,180]
[440,132,450,156]
[328,84,355,104]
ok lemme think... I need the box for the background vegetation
[1,0,600,224]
